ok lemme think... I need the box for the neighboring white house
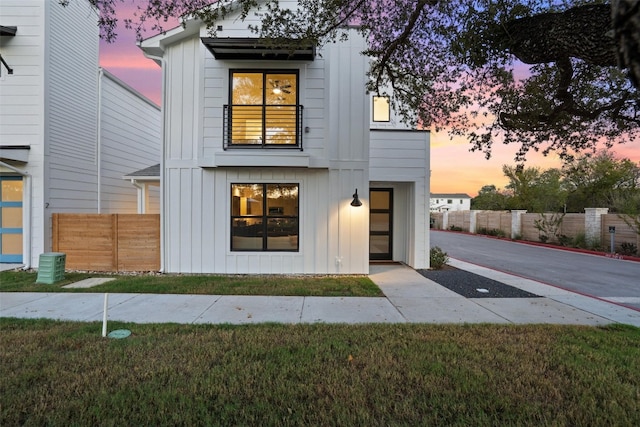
[139,0,430,274]
[430,193,472,212]
[0,0,160,267]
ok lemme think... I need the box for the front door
[369,188,393,260]
[0,176,23,263]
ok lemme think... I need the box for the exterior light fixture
[351,189,362,207]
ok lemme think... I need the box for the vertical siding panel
[190,168,203,272]
[200,170,215,272]
[167,168,182,271]
[214,170,229,273]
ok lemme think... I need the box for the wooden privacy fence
[52,214,160,272]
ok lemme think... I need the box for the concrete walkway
[1,260,639,326]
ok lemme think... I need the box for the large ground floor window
[231,183,299,251]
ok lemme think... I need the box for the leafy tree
[562,150,640,212]
[76,0,640,161]
[471,185,510,210]
[503,165,567,212]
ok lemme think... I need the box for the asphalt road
[430,230,640,311]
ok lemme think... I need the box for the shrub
[488,228,506,238]
[449,225,463,232]
[534,213,565,243]
[571,232,588,249]
[477,227,506,237]
[430,246,449,270]
[557,234,571,247]
[567,233,604,251]
[620,242,638,256]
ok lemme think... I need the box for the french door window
[231,183,299,251]
[227,70,300,147]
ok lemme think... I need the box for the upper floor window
[225,70,302,149]
[372,96,390,122]
[447,199,453,204]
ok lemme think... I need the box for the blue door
[0,176,23,263]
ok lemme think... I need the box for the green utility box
[36,252,66,284]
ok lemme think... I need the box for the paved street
[430,230,640,311]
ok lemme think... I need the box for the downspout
[0,161,32,269]
[97,68,103,212]
[142,52,166,272]
[130,179,146,214]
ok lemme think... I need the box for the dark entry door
[369,188,393,260]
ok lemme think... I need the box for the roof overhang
[123,164,160,181]
[201,37,315,60]
[0,26,17,37]
[0,146,30,163]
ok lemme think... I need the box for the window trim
[230,183,300,252]
[226,69,302,149]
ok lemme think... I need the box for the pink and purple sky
[99,4,638,197]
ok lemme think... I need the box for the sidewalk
[2,260,639,326]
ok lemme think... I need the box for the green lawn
[1,319,638,426]
[0,270,382,297]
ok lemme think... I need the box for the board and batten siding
[99,70,161,213]
[163,167,368,274]
[155,14,370,273]
[0,0,46,147]
[370,130,430,269]
[0,0,47,266]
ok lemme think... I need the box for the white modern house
[140,0,430,274]
[430,193,472,212]
[0,0,160,267]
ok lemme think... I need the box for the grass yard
[0,270,382,297]
[1,319,639,426]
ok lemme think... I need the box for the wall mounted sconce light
[350,189,362,207]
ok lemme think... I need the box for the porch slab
[369,264,460,298]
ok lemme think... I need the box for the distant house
[0,0,160,267]
[139,0,431,274]
[430,193,471,212]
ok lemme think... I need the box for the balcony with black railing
[223,105,304,150]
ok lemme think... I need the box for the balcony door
[228,70,299,147]
[369,188,393,260]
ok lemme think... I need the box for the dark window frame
[225,69,302,149]
[230,183,300,252]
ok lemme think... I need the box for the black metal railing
[223,104,303,150]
